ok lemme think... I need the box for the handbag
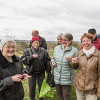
[46,70,55,87]
[39,72,54,98]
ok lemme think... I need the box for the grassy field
[16,50,77,100]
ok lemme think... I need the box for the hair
[62,33,73,40]
[81,33,94,43]
[32,30,39,34]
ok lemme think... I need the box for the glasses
[62,39,69,42]
[4,46,16,49]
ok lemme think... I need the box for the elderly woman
[57,33,63,45]
[0,37,29,100]
[71,33,100,100]
[51,33,78,100]
[21,36,51,100]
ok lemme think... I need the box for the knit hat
[57,33,63,37]
[88,28,96,34]
[0,37,16,51]
[62,33,73,40]
[31,36,40,44]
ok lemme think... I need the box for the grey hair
[62,33,73,40]
[57,33,63,37]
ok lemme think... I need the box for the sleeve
[73,48,78,57]
[51,47,56,63]
[21,49,34,65]
[97,52,100,97]
[71,52,79,69]
[41,38,47,50]
[44,50,51,73]
[0,76,14,92]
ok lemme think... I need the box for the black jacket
[21,46,51,75]
[0,50,25,100]
[29,36,47,50]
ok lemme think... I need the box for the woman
[57,33,63,45]
[71,33,100,100]
[0,37,29,100]
[51,33,78,100]
[21,36,51,100]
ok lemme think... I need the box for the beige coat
[72,48,100,97]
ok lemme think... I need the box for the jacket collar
[61,45,72,51]
[80,48,98,57]
[30,46,40,53]
[0,50,19,68]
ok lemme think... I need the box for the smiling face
[57,36,62,44]
[32,40,40,50]
[2,42,16,58]
[62,37,72,47]
[82,37,93,50]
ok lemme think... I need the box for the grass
[16,48,77,100]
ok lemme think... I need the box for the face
[2,42,16,58]
[32,40,39,50]
[62,37,72,47]
[32,31,39,37]
[82,37,93,50]
[57,36,62,44]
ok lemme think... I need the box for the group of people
[0,28,100,100]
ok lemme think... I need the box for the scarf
[62,45,70,51]
[83,45,95,58]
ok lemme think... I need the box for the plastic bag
[39,77,54,98]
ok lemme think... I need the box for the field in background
[16,41,81,100]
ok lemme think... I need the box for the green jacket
[51,45,78,85]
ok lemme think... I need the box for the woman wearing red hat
[21,36,51,100]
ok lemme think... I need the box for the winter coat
[29,36,47,50]
[21,46,51,75]
[0,50,25,100]
[72,48,100,97]
[51,45,78,85]
[97,34,100,39]
[93,36,100,51]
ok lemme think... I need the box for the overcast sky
[0,0,100,41]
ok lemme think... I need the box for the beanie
[31,36,40,44]
[88,28,96,34]
[0,37,16,51]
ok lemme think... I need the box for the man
[97,34,100,39]
[88,28,100,51]
[29,30,47,50]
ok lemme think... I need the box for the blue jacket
[51,45,78,85]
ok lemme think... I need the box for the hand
[65,56,72,61]
[33,54,38,58]
[51,61,56,67]
[12,74,23,82]
[22,74,29,80]
[72,57,79,64]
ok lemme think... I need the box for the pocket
[84,81,95,92]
